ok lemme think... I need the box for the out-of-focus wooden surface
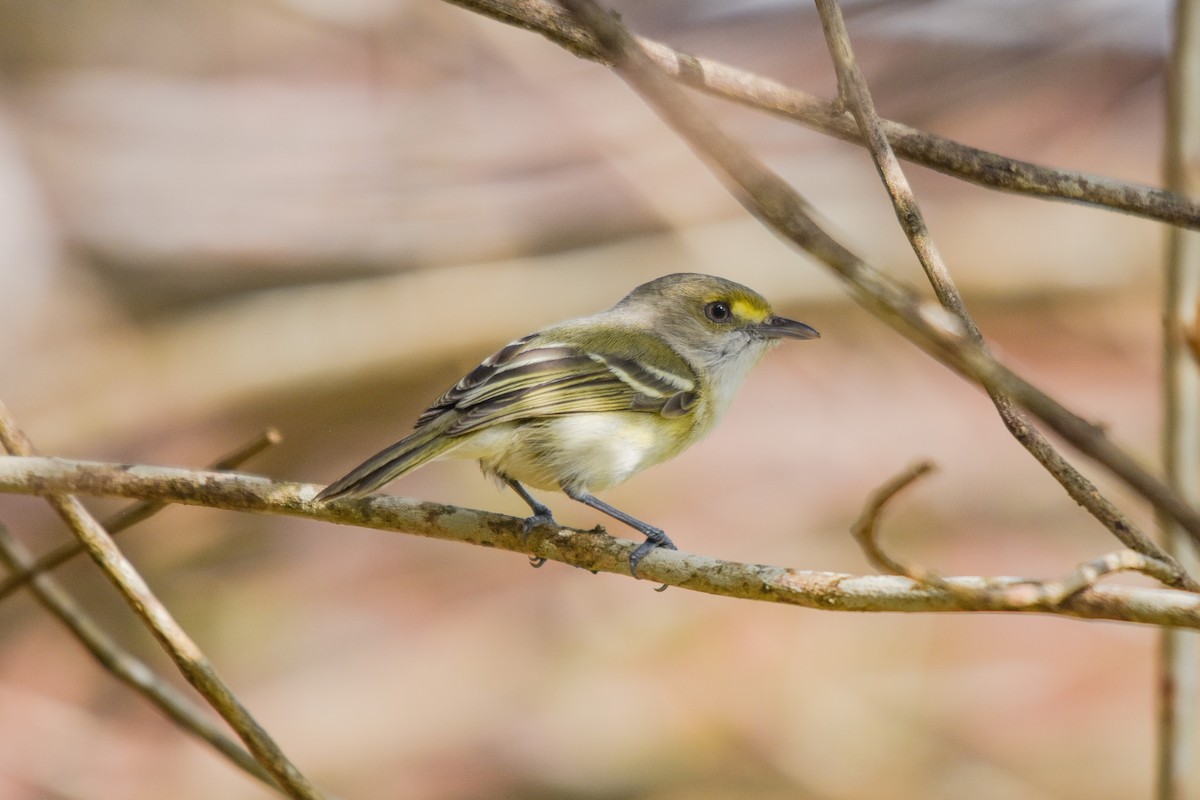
[0,2,1176,798]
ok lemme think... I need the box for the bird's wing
[416,334,699,437]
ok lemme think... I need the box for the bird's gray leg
[506,480,555,567]
[562,488,677,579]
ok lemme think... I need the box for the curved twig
[850,460,949,587]
[853,461,1184,606]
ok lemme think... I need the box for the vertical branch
[1160,2,1200,797]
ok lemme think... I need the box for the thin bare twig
[3,455,1200,628]
[550,0,1200,586]
[813,0,969,326]
[850,460,951,589]
[0,404,324,800]
[442,0,1200,230]
[0,428,282,602]
[0,520,281,792]
[810,0,1192,588]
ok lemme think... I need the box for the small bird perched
[316,273,818,576]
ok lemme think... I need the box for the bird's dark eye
[705,301,733,323]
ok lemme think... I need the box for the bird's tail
[315,424,459,502]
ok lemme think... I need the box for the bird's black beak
[758,315,820,340]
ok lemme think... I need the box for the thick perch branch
[0,428,281,600]
[3,455,1200,629]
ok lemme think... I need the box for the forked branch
[444,0,1200,230]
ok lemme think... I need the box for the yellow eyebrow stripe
[731,297,770,323]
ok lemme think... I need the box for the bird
[315,273,819,577]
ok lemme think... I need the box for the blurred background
[0,0,1181,798]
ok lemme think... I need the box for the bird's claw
[628,527,677,583]
[521,510,557,538]
[522,509,557,568]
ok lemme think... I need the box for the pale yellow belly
[448,413,681,493]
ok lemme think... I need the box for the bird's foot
[522,508,558,568]
[521,508,558,538]
[628,527,677,580]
